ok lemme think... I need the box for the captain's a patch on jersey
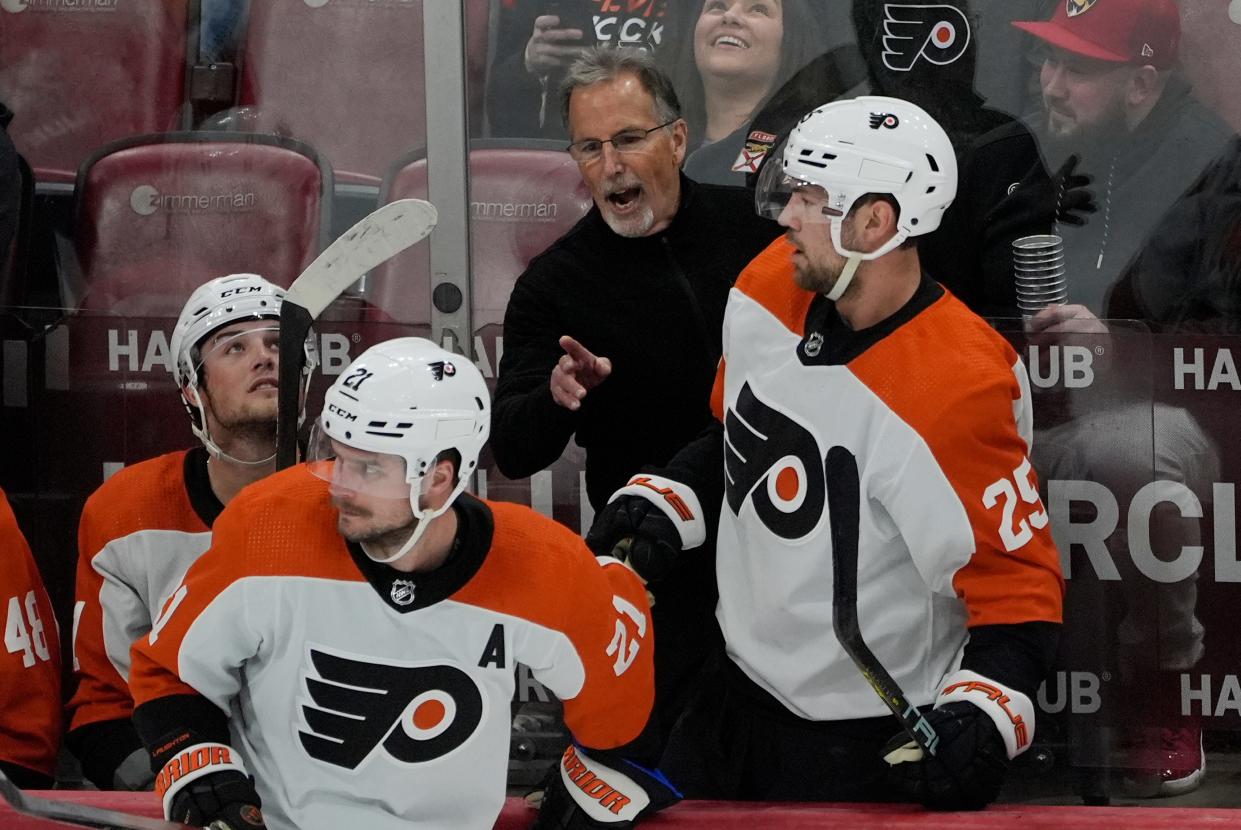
[733,131,777,174]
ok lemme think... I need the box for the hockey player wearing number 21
[129,337,677,830]
[587,96,1065,809]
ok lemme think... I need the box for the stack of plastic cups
[1012,234,1067,319]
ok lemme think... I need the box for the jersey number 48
[5,591,51,668]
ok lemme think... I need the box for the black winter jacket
[492,174,780,510]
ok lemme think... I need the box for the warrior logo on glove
[298,648,484,769]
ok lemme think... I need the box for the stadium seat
[73,132,331,316]
[0,0,192,184]
[235,0,491,186]
[368,140,591,328]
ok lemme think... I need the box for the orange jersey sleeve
[0,487,62,777]
[849,293,1064,627]
[453,502,655,752]
[68,451,209,733]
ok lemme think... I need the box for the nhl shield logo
[1066,0,1097,17]
[390,579,416,606]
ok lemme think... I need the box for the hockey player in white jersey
[67,273,316,790]
[587,96,1065,809]
[129,338,676,830]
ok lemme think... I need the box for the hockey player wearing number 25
[129,338,677,830]
[67,274,317,792]
[587,97,1065,809]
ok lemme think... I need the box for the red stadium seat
[236,0,491,185]
[0,0,192,184]
[368,140,591,328]
[73,132,331,316]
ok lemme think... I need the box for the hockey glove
[168,769,265,829]
[152,737,263,829]
[532,745,680,830]
[584,475,705,584]
[883,671,1035,811]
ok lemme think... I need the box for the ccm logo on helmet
[327,403,358,422]
[220,286,264,298]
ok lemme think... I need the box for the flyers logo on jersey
[298,648,484,769]
[881,4,971,72]
[725,382,827,540]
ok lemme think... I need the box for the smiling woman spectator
[666,0,835,186]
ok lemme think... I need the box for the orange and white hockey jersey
[131,465,655,830]
[0,486,62,780]
[68,449,218,735]
[711,237,1063,721]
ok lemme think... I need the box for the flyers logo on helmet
[881,3,971,72]
[725,382,829,540]
[868,113,900,130]
[298,647,485,769]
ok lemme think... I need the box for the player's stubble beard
[335,496,420,549]
[791,220,859,297]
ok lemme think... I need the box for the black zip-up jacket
[0,101,18,280]
[492,173,780,511]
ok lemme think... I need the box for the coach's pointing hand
[550,336,611,411]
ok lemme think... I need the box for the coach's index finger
[559,335,599,370]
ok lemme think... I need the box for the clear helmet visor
[754,145,842,225]
[191,322,281,378]
[306,419,414,500]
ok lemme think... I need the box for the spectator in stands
[666,0,840,187]
[0,101,18,278]
[0,487,61,790]
[486,1,691,139]
[922,0,1239,327]
[65,273,315,790]
[920,0,1240,798]
[492,47,780,746]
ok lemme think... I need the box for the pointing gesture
[550,336,612,411]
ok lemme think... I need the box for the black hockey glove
[532,745,680,830]
[168,769,265,829]
[883,702,1009,811]
[585,496,679,583]
[584,475,706,584]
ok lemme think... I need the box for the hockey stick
[276,198,439,468]
[826,445,940,758]
[0,769,185,830]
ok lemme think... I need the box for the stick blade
[286,198,437,318]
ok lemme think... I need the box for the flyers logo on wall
[298,648,485,769]
[725,381,832,541]
[881,3,971,72]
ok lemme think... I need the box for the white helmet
[307,337,490,563]
[170,273,318,465]
[754,96,957,300]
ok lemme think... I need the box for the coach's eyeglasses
[566,119,679,163]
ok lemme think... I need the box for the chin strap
[824,218,908,302]
[361,474,468,565]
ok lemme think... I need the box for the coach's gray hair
[559,47,682,131]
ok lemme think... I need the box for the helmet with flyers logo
[308,337,490,563]
[754,96,957,299]
[170,273,318,465]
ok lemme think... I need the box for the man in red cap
[922,0,1241,802]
